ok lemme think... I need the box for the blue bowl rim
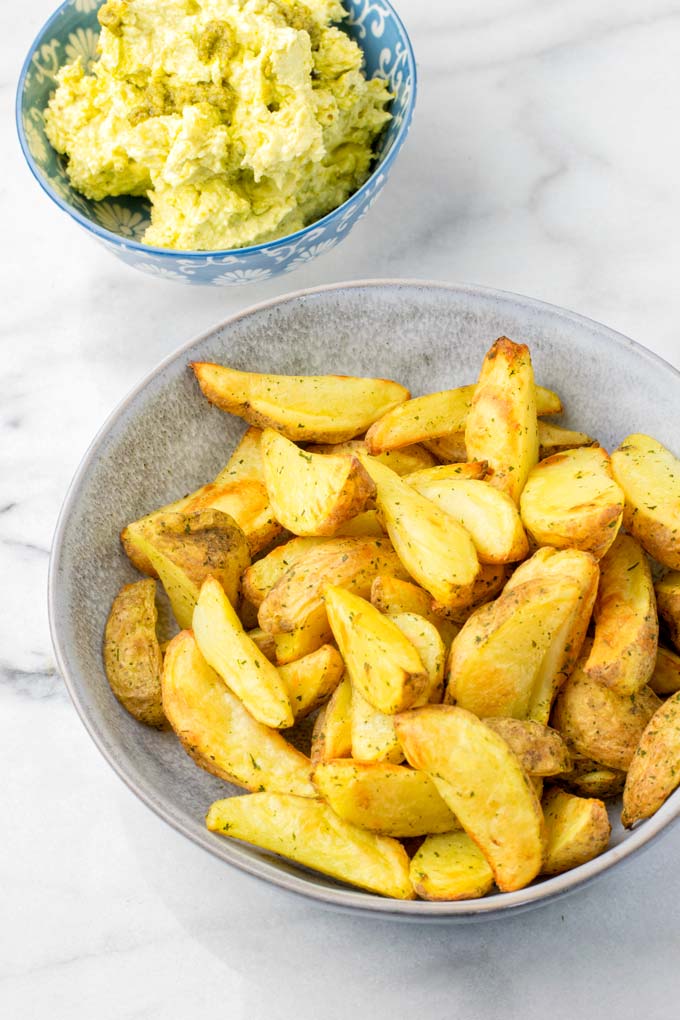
[15,0,417,259]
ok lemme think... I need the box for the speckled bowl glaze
[16,0,415,285]
[49,281,680,919]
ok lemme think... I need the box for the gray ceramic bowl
[49,280,680,919]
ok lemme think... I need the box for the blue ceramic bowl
[17,0,416,285]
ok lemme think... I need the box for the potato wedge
[161,631,314,796]
[422,434,468,464]
[313,761,457,837]
[181,479,283,557]
[247,627,277,662]
[407,475,529,564]
[308,440,437,476]
[447,549,598,723]
[611,435,680,569]
[410,831,494,901]
[396,706,544,892]
[438,563,510,625]
[552,657,661,770]
[311,675,352,764]
[583,534,657,695]
[650,645,680,696]
[242,537,328,608]
[359,455,480,610]
[214,427,266,484]
[557,754,626,800]
[370,576,460,648]
[193,576,293,728]
[206,792,414,898]
[122,509,250,629]
[622,692,680,827]
[333,510,385,538]
[279,644,344,720]
[365,382,560,455]
[192,363,410,444]
[389,612,446,704]
[103,579,164,727]
[482,719,571,777]
[324,586,428,714]
[541,789,611,875]
[405,462,489,485]
[655,571,680,651]
[464,338,539,504]
[520,446,624,559]
[537,421,594,459]
[261,428,375,536]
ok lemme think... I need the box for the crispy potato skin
[371,576,460,649]
[192,363,410,444]
[650,645,680,696]
[279,644,344,719]
[242,537,329,608]
[206,793,415,899]
[541,789,611,875]
[311,675,353,764]
[611,435,680,569]
[161,631,315,796]
[103,579,164,727]
[482,719,571,776]
[520,446,624,559]
[395,705,544,892]
[465,337,539,504]
[655,571,680,651]
[556,753,626,800]
[410,831,494,901]
[622,692,680,827]
[261,429,375,537]
[551,657,661,771]
[583,534,658,695]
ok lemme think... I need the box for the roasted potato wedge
[206,793,414,899]
[192,363,410,444]
[324,586,428,714]
[405,462,489,485]
[541,789,611,875]
[439,563,510,625]
[333,510,385,538]
[447,549,598,723]
[552,656,661,770]
[650,645,680,696]
[261,428,375,536]
[557,754,626,800]
[583,534,657,695]
[359,455,480,610]
[308,439,437,476]
[520,446,624,559]
[655,571,680,651]
[242,537,328,608]
[122,509,250,629]
[313,761,457,837]
[370,576,460,648]
[464,338,539,504]
[409,831,494,901]
[213,427,266,484]
[422,419,577,469]
[180,478,283,557]
[311,674,352,764]
[247,627,277,662]
[161,631,315,796]
[279,644,344,720]
[622,692,680,827]
[422,434,468,464]
[611,435,680,569]
[396,706,544,892]
[537,421,594,459]
[103,578,164,727]
[482,719,571,777]
[407,475,529,564]
[193,576,294,729]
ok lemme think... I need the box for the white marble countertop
[4,1,680,1016]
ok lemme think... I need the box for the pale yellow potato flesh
[192,362,410,444]
[311,675,353,764]
[261,428,375,536]
[464,338,539,504]
[422,434,468,463]
[395,705,544,892]
[520,446,624,559]
[611,435,680,569]
[122,509,250,630]
[541,789,611,875]
[242,537,329,608]
[622,692,680,827]
[205,793,414,899]
[482,719,571,776]
[409,831,494,901]
[537,421,594,459]
[103,578,164,727]
[333,510,385,538]
[161,631,315,796]
[214,427,266,485]
[308,440,437,476]
[407,476,529,564]
[650,645,680,695]
[370,576,460,648]
[247,627,277,662]
[655,571,680,651]
[312,761,457,837]
[324,586,428,714]
[583,534,658,695]
[193,576,294,729]
[438,563,510,626]
[358,455,480,610]
[279,644,344,720]
[558,756,626,800]
[273,625,332,665]
[404,462,489,485]
[552,656,661,771]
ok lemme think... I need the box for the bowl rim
[48,278,680,919]
[16,0,417,259]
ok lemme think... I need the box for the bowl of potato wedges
[49,280,680,918]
